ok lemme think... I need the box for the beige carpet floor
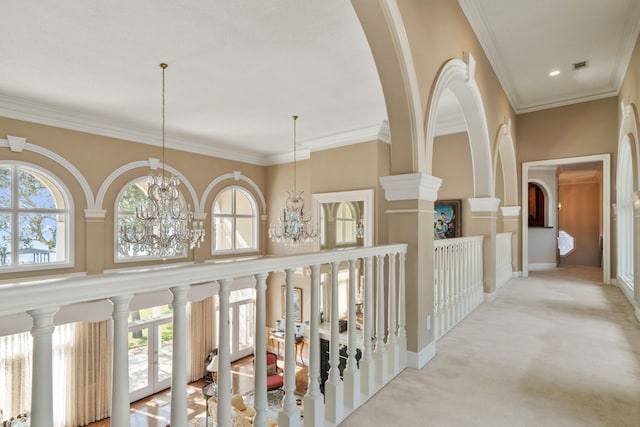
[341,266,640,427]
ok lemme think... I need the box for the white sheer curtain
[0,331,32,419]
[189,297,217,382]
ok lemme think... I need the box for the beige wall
[619,33,640,122]
[559,182,602,267]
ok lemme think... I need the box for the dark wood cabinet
[319,337,362,394]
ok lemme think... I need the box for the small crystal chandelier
[268,115,317,247]
[355,217,365,239]
[120,63,205,258]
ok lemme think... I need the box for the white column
[254,273,269,427]
[633,192,640,320]
[398,251,407,369]
[374,254,388,387]
[28,307,59,427]
[360,256,375,396]
[344,258,360,410]
[279,268,301,427]
[170,285,189,427]
[109,295,132,427]
[325,261,343,424]
[217,279,233,427]
[387,252,399,376]
[304,265,324,427]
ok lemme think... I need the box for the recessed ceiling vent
[573,60,588,71]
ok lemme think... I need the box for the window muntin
[0,164,71,270]
[335,202,356,245]
[212,187,258,253]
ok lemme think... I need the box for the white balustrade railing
[434,236,484,339]
[0,243,407,427]
[496,232,513,289]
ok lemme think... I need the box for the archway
[493,120,518,205]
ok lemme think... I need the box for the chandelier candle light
[119,63,205,259]
[268,115,317,246]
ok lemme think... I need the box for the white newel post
[217,279,233,427]
[344,258,360,410]
[325,261,343,424]
[360,256,375,396]
[170,285,189,427]
[279,268,301,427]
[109,295,132,427]
[398,251,407,368]
[374,254,388,387]
[304,264,324,427]
[387,252,399,375]
[254,273,268,427]
[28,307,58,427]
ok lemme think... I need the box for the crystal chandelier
[120,63,205,259]
[268,116,317,247]
[355,217,365,239]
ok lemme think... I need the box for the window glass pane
[18,213,59,264]
[235,190,253,215]
[235,217,254,249]
[215,217,233,250]
[0,214,11,266]
[0,167,10,208]
[214,190,233,215]
[117,213,150,257]
[18,169,57,209]
[128,305,173,323]
[128,327,149,393]
[119,182,148,212]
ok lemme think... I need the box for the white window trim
[211,186,259,254]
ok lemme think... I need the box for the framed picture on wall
[281,286,302,322]
[434,200,461,239]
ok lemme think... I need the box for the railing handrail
[0,243,407,317]
[434,235,483,248]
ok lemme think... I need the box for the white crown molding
[434,113,467,137]
[613,0,640,94]
[468,197,501,212]
[516,90,621,115]
[380,173,442,202]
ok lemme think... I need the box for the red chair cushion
[267,373,284,390]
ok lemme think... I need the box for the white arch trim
[96,159,201,213]
[493,119,518,205]
[425,53,493,197]
[200,171,267,215]
[618,101,640,190]
[1,136,95,210]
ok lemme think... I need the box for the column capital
[84,209,107,220]
[469,197,501,212]
[380,173,442,202]
[27,307,59,336]
[500,206,521,217]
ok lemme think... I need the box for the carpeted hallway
[341,266,640,427]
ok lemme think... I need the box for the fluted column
[217,279,233,427]
[254,273,268,427]
[360,256,375,396]
[325,261,343,424]
[109,295,132,427]
[374,254,388,386]
[303,264,324,427]
[387,252,399,375]
[279,268,301,427]
[170,285,189,427]
[28,307,59,427]
[398,251,407,368]
[344,258,360,409]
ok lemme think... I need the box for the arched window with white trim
[0,162,72,270]
[617,136,634,288]
[212,186,258,253]
[335,202,357,245]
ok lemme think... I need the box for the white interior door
[216,290,255,362]
[129,317,173,402]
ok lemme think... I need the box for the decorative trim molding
[406,340,436,370]
[483,291,497,302]
[84,209,107,220]
[200,172,267,215]
[512,271,522,278]
[378,120,391,144]
[7,135,26,152]
[380,173,442,202]
[468,197,500,212]
[501,206,521,217]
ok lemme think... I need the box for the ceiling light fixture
[268,116,317,247]
[120,63,205,258]
[548,70,561,77]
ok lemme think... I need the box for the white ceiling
[1,1,639,164]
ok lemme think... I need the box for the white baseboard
[484,291,497,302]
[609,278,617,286]
[528,263,556,271]
[406,340,436,370]
[512,271,522,278]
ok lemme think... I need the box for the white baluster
[170,285,189,427]
[254,273,268,427]
[387,252,399,376]
[217,279,233,427]
[279,268,301,427]
[325,261,343,424]
[374,254,388,386]
[360,256,376,396]
[303,265,324,427]
[398,251,407,368]
[28,307,58,427]
[444,244,451,334]
[344,258,360,410]
[109,295,132,427]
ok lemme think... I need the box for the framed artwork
[434,199,461,239]
[281,286,302,322]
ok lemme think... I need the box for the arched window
[115,177,189,260]
[212,187,258,253]
[527,182,547,227]
[0,163,72,270]
[335,202,356,245]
